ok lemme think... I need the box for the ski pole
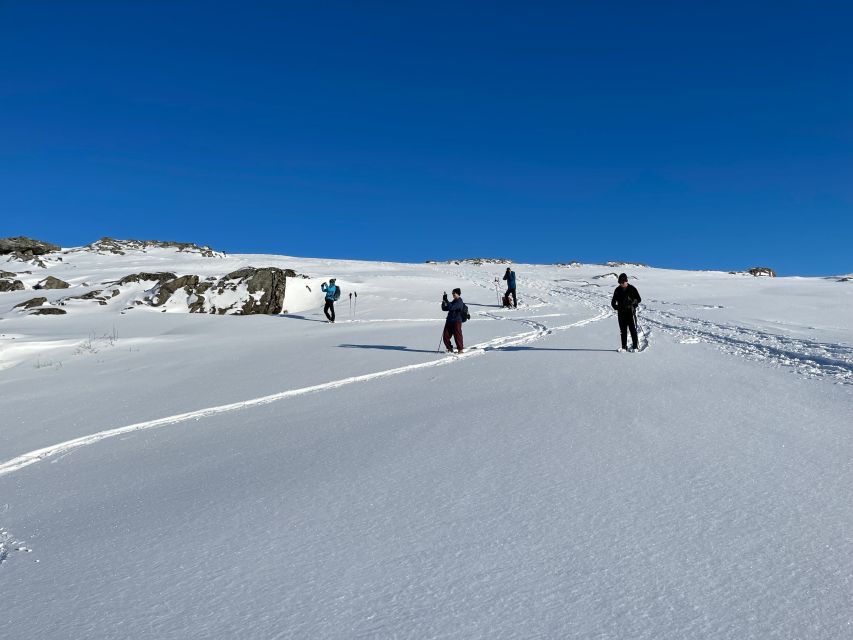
[353,291,357,317]
[349,292,352,319]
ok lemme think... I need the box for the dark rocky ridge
[83,237,224,258]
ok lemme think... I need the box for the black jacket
[611,284,641,315]
[441,297,465,323]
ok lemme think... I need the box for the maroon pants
[443,320,463,351]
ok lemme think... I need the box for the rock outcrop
[34,276,71,290]
[0,279,25,292]
[30,308,67,315]
[430,258,512,266]
[0,237,60,255]
[13,297,48,310]
[0,237,61,268]
[147,267,295,314]
[111,272,178,286]
[84,237,224,258]
[747,267,776,277]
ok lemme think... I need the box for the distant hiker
[321,278,341,323]
[502,267,517,308]
[611,273,641,351]
[441,288,467,353]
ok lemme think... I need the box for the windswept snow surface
[1,249,852,639]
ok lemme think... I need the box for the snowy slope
[1,246,852,639]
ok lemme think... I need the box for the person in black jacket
[611,273,641,351]
[441,288,465,353]
[502,267,517,308]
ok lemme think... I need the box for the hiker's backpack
[460,303,470,322]
[333,287,341,301]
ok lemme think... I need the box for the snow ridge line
[0,313,608,478]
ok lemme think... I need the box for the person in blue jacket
[441,288,465,353]
[321,278,341,323]
[503,267,517,308]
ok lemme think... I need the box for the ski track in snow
[0,311,608,479]
[3,267,848,484]
[545,277,852,383]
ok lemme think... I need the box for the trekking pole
[494,278,501,305]
[353,291,357,317]
[437,333,444,353]
[349,292,352,319]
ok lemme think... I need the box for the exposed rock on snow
[146,267,296,315]
[606,261,648,267]
[13,297,48,310]
[82,237,224,258]
[30,308,66,316]
[434,258,512,265]
[0,237,60,255]
[747,266,777,277]
[111,272,178,286]
[555,261,583,267]
[61,289,120,306]
[0,237,61,268]
[34,276,70,290]
[592,272,620,280]
[0,279,25,292]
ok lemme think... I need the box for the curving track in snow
[0,310,609,479]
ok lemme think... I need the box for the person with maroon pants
[441,288,465,353]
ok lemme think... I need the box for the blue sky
[1,1,851,275]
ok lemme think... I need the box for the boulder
[13,297,47,310]
[226,267,293,315]
[34,276,71,289]
[0,237,60,255]
[30,308,66,315]
[0,279,25,292]
[0,270,16,278]
[112,272,177,286]
[747,267,776,277]
[144,267,296,314]
[151,275,202,306]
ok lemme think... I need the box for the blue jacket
[503,270,516,289]
[321,283,340,301]
[441,297,465,323]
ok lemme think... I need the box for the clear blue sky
[1,2,851,275]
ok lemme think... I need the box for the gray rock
[84,237,223,258]
[30,308,67,315]
[13,297,47,310]
[151,275,201,306]
[144,267,296,315]
[0,237,60,255]
[112,272,178,286]
[747,267,776,277]
[0,270,16,278]
[34,276,71,290]
[0,279,25,292]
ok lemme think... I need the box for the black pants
[618,311,638,349]
[505,287,517,307]
[324,300,335,322]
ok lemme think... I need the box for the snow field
[1,248,852,638]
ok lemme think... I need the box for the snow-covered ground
[1,246,852,639]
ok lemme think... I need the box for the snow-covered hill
[1,244,852,638]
